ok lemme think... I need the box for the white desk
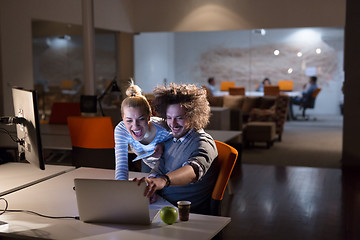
[245,91,302,97]
[0,167,231,240]
[0,162,74,196]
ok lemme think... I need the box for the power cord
[0,128,24,145]
[0,198,79,220]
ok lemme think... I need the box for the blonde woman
[114,82,171,180]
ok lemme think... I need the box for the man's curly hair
[152,83,210,130]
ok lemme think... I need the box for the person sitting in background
[289,76,318,119]
[256,78,271,92]
[207,77,216,95]
[114,81,172,180]
[134,83,219,214]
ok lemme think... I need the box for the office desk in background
[207,129,242,144]
[0,167,231,240]
[0,162,74,196]
[0,123,72,150]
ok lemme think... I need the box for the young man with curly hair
[135,83,219,215]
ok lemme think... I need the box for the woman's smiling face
[123,106,150,141]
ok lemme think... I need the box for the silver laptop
[74,178,159,225]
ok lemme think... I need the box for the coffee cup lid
[177,200,191,206]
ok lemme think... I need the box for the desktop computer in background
[0,87,45,170]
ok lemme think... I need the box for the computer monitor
[11,87,45,170]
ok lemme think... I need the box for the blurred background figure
[256,78,271,92]
[289,76,318,119]
[207,77,217,95]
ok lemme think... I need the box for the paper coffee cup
[177,201,191,221]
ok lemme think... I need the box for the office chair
[220,81,235,91]
[44,102,81,163]
[298,88,322,120]
[229,86,245,96]
[61,79,74,90]
[48,102,81,124]
[278,80,294,91]
[210,140,238,216]
[264,85,280,96]
[67,116,115,169]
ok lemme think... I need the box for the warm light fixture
[274,50,280,56]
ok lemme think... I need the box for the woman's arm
[114,122,130,180]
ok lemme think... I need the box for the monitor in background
[11,87,45,170]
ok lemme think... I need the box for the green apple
[160,206,178,225]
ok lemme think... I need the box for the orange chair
[220,81,235,91]
[210,140,238,216]
[278,80,294,91]
[229,86,245,96]
[67,116,115,169]
[48,102,81,124]
[264,85,280,96]
[61,79,74,90]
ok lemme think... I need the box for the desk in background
[0,123,72,150]
[0,167,231,240]
[245,91,301,97]
[207,129,242,144]
[0,162,74,196]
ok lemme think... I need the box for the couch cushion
[259,96,276,109]
[223,95,244,109]
[242,97,260,114]
[208,96,224,107]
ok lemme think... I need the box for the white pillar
[82,0,95,95]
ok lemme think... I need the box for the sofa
[204,87,290,144]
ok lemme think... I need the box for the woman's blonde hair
[121,80,152,118]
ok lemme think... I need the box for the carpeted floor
[241,115,343,168]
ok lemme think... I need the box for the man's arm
[139,165,196,198]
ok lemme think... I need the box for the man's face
[166,104,190,139]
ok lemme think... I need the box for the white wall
[0,0,133,115]
[134,32,174,93]
[135,28,344,115]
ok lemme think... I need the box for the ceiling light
[274,50,280,56]
[316,48,322,54]
[297,52,303,57]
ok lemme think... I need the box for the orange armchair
[67,116,115,169]
[210,140,238,216]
